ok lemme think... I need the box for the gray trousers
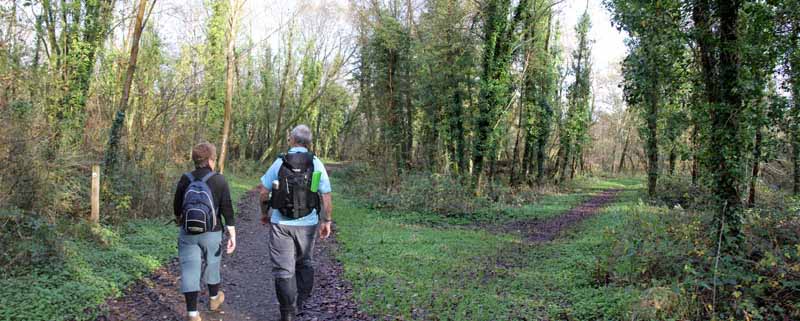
[269,223,317,279]
[178,230,223,293]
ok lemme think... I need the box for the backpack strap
[200,171,217,183]
[184,172,196,182]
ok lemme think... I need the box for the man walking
[259,125,333,321]
[173,142,237,321]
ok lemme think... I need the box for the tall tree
[558,10,592,183]
[41,0,114,149]
[520,0,557,186]
[473,0,530,193]
[606,0,685,197]
[104,0,156,174]
[780,0,800,195]
[692,0,747,249]
[217,0,244,174]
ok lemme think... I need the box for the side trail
[500,189,621,243]
[96,189,368,321]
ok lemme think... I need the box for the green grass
[0,220,177,321]
[0,171,261,321]
[333,177,649,320]
[224,172,261,211]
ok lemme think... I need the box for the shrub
[0,208,61,275]
[333,164,508,223]
[593,199,800,320]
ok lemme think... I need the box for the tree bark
[645,86,659,198]
[748,127,762,207]
[694,0,744,247]
[618,131,629,174]
[691,123,698,186]
[218,0,241,174]
[104,0,152,174]
[268,28,294,161]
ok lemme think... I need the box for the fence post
[91,165,100,224]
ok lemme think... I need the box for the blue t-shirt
[261,147,331,226]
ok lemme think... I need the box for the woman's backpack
[181,172,217,234]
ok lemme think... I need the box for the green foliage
[559,10,593,182]
[0,219,176,321]
[592,187,800,320]
[0,208,60,271]
[333,163,609,225]
[473,0,531,188]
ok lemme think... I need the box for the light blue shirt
[261,147,331,226]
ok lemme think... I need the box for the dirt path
[96,189,368,321]
[501,189,621,243]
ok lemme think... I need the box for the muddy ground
[500,189,621,243]
[95,189,369,321]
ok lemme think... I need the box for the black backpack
[269,152,320,219]
[181,172,217,234]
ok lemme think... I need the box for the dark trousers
[270,223,317,313]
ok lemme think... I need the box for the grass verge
[333,177,645,320]
[0,172,259,321]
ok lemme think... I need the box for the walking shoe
[209,290,225,311]
[296,266,314,311]
[187,315,201,321]
[279,306,297,321]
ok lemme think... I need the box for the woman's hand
[226,226,237,254]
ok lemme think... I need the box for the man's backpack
[269,152,320,219]
[181,172,217,234]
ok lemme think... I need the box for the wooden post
[91,165,100,223]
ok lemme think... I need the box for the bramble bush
[332,163,536,223]
[593,196,800,320]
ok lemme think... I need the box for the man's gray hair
[290,125,313,147]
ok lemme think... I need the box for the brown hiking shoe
[209,291,225,311]
[187,315,201,321]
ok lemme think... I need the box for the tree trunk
[668,147,676,176]
[748,127,762,207]
[792,33,800,196]
[218,0,240,174]
[535,127,548,185]
[559,138,571,183]
[691,124,698,186]
[266,29,294,162]
[794,131,799,195]
[697,0,744,247]
[618,131,629,174]
[511,100,524,186]
[105,0,151,175]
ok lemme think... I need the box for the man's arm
[319,193,333,239]
[257,184,271,224]
[258,160,281,225]
[320,193,333,222]
[314,158,333,238]
[257,184,270,203]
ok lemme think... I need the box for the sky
[559,0,627,74]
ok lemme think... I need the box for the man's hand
[260,213,270,226]
[226,226,237,254]
[319,222,332,239]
